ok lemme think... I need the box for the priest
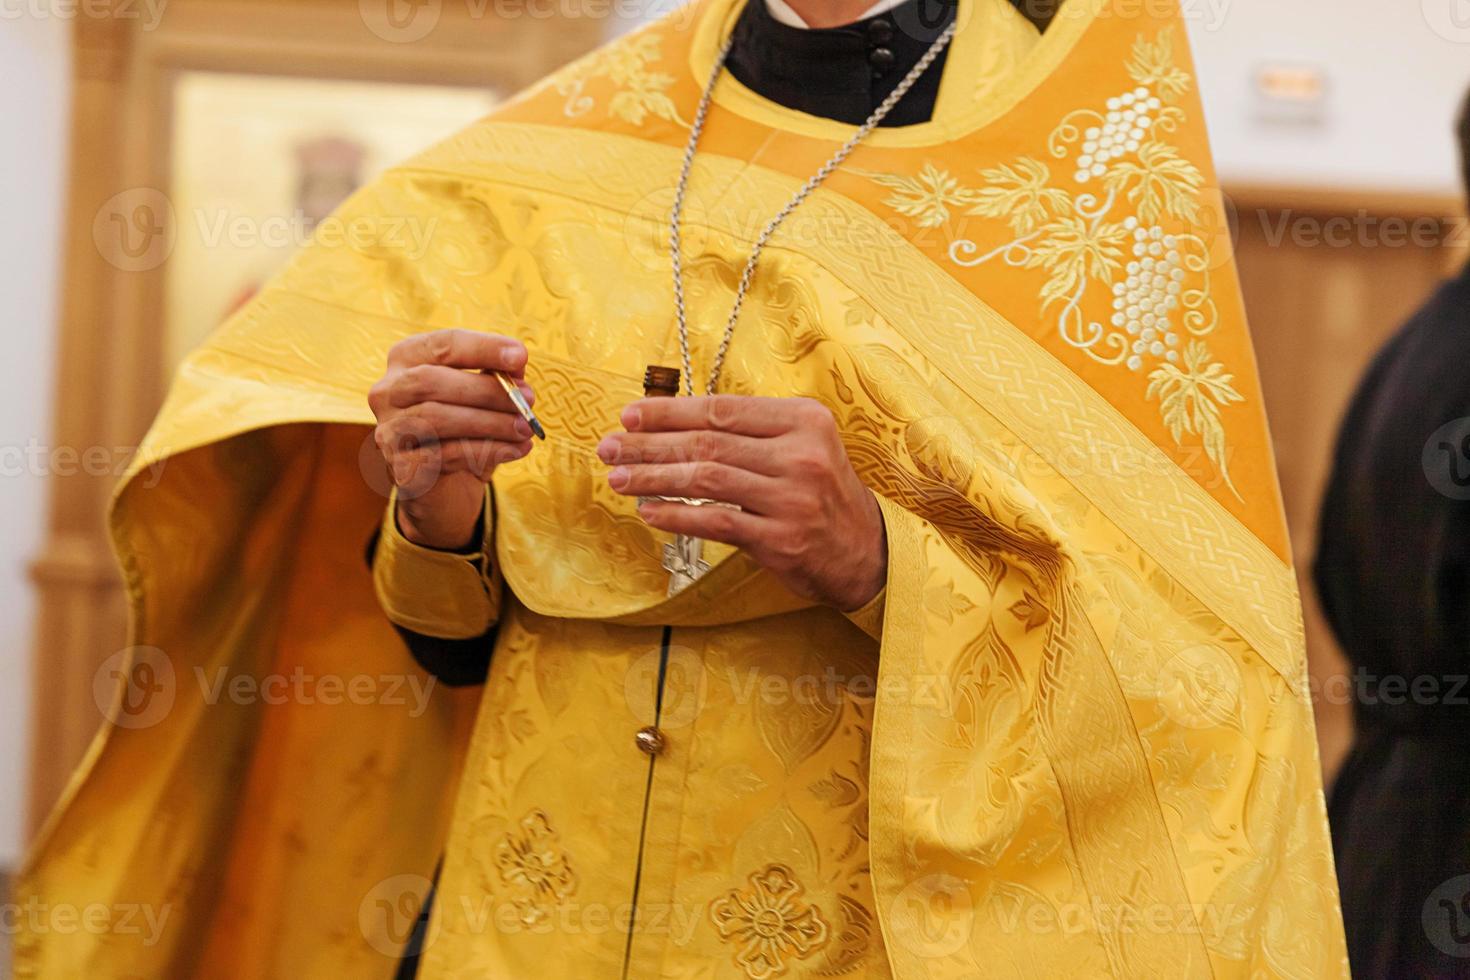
[19,0,1348,976]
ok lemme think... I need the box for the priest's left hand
[597,395,886,611]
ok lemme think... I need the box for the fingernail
[608,466,629,490]
[513,418,532,439]
[596,435,618,463]
[621,405,642,430]
[503,344,527,369]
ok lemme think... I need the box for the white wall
[1187,0,1470,193]
[0,11,69,866]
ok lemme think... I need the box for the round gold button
[635,726,667,756]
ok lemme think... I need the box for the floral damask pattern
[710,865,831,979]
[857,30,1243,491]
[555,31,688,127]
[493,809,578,926]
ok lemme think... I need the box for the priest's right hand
[368,329,537,550]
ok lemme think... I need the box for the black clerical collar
[724,0,958,127]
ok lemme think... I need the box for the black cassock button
[867,17,894,43]
[869,46,896,73]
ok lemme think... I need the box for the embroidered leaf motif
[924,582,977,624]
[969,158,1073,234]
[1126,28,1192,102]
[1103,141,1204,225]
[809,771,862,808]
[859,28,1241,490]
[1030,215,1127,309]
[555,31,688,127]
[1146,340,1245,489]
[1008,591,1050,632]
[862,163,979,228]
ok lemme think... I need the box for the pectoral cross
[662,533,710,596]
[642,365,715,596]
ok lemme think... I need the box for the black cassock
[1315,263,1470,978]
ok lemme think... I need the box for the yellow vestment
[18,0,1349,976]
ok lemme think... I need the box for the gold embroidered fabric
[17,0,1347,977]
[373,488,501,639]
[840,586,886,642]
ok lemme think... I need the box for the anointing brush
[492,371,546,440]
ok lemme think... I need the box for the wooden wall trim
[1226,182,1465,220]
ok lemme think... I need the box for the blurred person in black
[1315,87,1470,979]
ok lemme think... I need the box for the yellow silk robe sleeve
[372,487,501,638]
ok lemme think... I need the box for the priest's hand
[368,329,537,550]
[598,395,887,611]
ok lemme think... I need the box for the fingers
[636,498,766,550]
[608,461,781,514]
[622,395,827,437]
[389,437,533,497]
[380,365,535,413]
[388,329,528,376]
[595,429,784,477]
[439,438,533,479]
[383,402,535,444]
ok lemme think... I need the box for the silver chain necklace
[657,18,957,595]
[669,19,959,397]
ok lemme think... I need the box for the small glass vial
[643,365,681,399]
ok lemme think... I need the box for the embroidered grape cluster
[1112,217,1186,371]
[1073,86,1163,183]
